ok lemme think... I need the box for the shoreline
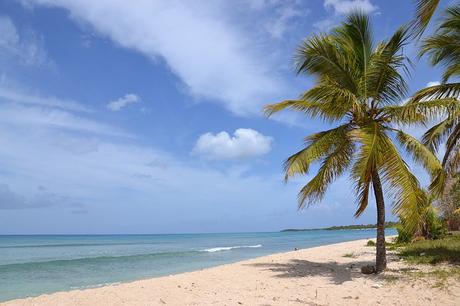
[0,231,393,302]
[3,236,459,305]
[1,236,375,302]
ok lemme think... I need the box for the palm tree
[264,13,445,273]
[411,5,460,173]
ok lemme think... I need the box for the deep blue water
[0,229,396,302]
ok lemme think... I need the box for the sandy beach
[2,237,459,306]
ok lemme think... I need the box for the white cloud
[107,93,140,111]
[313,18,337,31]
[0,86,91,112]
[265,4,306,39]
[427,81,441,87]
[25,0,286,116]
[0,104,130,137]
[324,0,378,15]
[0,15,49,66]
[0,86,130,137]
[192,128,273,160]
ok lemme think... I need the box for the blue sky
[0,0,449,234]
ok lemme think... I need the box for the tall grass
[399,235,460,264]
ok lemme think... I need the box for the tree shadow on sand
[247,259,378,285]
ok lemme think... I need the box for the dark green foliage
[325,222,399,230]
[366,240,376,246]
[281,221,399,232]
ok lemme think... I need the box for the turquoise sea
[0,229,396,302]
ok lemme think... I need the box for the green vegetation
[265,12,445,273]
[366,240,376,247]
[407,3,460,238]
[411,0,442,36]
[402,267,460,290]
[398,235,460,264]
[281,221,399,232]
[396,192,447,243]
[271,1,460,274]
[412,6,460,175]
[342,252,357,258]
[325,222,399,231]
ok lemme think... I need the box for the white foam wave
[201,244,262,253]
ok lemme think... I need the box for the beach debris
[159,298,167,304]
[371,283,383,289]
[361,265,376,274]
[420,252,426,256]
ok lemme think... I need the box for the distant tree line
[281,222,399,232]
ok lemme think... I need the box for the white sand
[3,237,459,306]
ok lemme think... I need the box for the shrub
[396,224,412,244]
[366,240,376,246]
[425,207,447,240]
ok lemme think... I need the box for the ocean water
[0,229,396,302]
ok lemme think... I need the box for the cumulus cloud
[192,128,273,160]
[0,15,49,66]
[107,93,140,111]
[427,81,441,87]
[0,84,372,232]
[324,0,378,15]
[25,0,286,115]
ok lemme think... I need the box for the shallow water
[0,228,396,302]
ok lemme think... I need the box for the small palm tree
[411,5,460,173]
[264,13,444,273]
[402,190,444,240]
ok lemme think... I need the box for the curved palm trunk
[372,172,387,273]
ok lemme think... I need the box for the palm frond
[410,0,441,37]
[366,26,411,105]
[264,99,349,122]
[396,130,446,195]
[333,12,373,77]
[410,83,460,103]
[377,133,426,220]
[297,130,355,209]
[283,124,351,181]
[422,116,457,151]
[445,146,460,172]
[350,122,384,217]
[443,122,460,168]
[420,5,460,82]
[381,99,457,124]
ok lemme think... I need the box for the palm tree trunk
[372,172,387,273]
